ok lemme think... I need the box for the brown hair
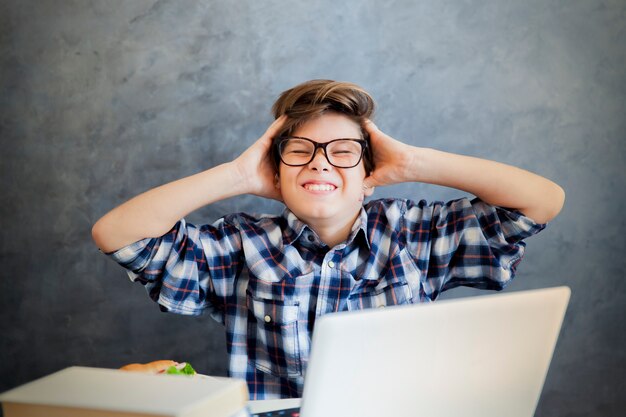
[271,79,375,173]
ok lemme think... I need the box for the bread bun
[120,360,178,373]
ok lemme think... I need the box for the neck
[308,211,361,248]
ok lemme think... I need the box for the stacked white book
[0,366,249,417]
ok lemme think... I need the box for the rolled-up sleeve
[404,198,546,299]
[107,217,243,319]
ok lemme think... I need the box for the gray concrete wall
[1,1,624,415]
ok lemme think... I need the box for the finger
[264,114,288,137]
[363,119,379,135]
[364,119,403,147]
[255,115,288,148]
[363,119,391,145]
[362,177,376,190]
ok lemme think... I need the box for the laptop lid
[299,286,570,417]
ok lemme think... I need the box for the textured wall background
[1,0,624,415]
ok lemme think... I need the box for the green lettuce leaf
[165,363,197,375]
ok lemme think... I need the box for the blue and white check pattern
[108,197,545,399]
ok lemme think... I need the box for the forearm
[92,162,244,253]
[410,148,565,224]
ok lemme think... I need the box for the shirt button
[264,315,272,323]
[307,235,315,242]
[328,261,335,268]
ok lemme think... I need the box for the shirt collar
[347,207,371,249]
[281,208,310,245]
[281,207,370,249]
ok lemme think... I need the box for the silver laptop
[249,286,570,417]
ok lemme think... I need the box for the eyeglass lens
[280,138,363,168]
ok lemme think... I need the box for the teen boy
[92,80,565,399]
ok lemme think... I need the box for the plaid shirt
[108,197,544,399]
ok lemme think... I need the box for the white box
[0,366,249,417]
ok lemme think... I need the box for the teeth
[304,183,336,191]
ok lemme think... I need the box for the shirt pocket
[246,291,302,377]
[348,248,416,310]
[347,280,413,310]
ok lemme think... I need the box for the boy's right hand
[92,116,288,253]
[231,115,287,201]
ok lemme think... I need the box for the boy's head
[270,80,377,234]
[271,80,375,175]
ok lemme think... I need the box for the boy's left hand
[362,119,416,189]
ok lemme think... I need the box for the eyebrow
[285,136,364,142]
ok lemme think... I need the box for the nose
[308,148,332,171]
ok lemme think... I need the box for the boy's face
[278,112,374,229]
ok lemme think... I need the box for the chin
[296,206,337,222]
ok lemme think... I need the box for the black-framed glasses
[277,136,367,168]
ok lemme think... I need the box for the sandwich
[120,360,197,375]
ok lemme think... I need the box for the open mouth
[302,183,337,192]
